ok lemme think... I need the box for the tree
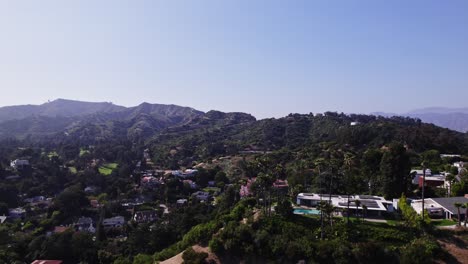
[454,202,462,226]
[379,143,411,199]
[362,204,367,221]
[182,247,208,264]
[275,199,293,218]
[355,200,361,220]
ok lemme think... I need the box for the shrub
[182,247,208,264]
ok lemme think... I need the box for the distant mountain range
[0,99,256,140]
[372,107,468,133]
[0,99,466,155]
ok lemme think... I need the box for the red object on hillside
[31,260,63,264]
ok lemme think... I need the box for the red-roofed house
[31,260,63,264]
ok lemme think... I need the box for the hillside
[0,99,125,123]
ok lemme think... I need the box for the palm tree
[362,204,367,221]
[344,152,355,226]
[355,200,361,221]
[463,203,468,227]
[454,202,462,226]
[421,162,427,220]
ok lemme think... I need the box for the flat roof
[297,193,389,211]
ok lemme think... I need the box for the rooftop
[297,193,390,211]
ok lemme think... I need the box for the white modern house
[10,159,30,169]
[296,193,393,216]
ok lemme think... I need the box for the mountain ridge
[372,107,468,132]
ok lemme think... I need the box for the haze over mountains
[0,99,255,140]
[372,107,468,133]
[0,99,466,141]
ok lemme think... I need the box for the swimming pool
[294,208,321,215]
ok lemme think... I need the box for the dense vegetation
[0,102,468,263]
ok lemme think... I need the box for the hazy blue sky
[0,1,467,118]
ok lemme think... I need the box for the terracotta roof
[31,260,63,264]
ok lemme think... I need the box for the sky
[0,1,467,118]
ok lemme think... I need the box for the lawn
[47,151,59,159]
[79,148,90,157]
[69,167,78,174]
[431,219,457,227]
[203,187,221,194]
[99,163,118,175]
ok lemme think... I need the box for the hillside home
[192,191,211,202]
[103,216,125,229]
[411,196,468,220]
[31,260,63,264]
[10,159,30,169]
[8,208,26,219]
[74,217,96,233]
[296,193,393,216]
[133,210,158,223]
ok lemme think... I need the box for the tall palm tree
[421,162,427,220]
[362,204,367,221]
[454,202,462,226]
[344,152,355,226]
[314,157,326,240]
[355,199,361,221]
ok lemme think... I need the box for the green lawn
[99,163,118,175]
[69,167,78,174]
[79,148,90,157]
[431,219,457,227]
[203,187,221,193]
[47,151,59,159]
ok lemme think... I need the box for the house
[183,180,198,189]
[240,178,255,198]
[296,193,393,216]
[411,169,432,185]
[133,211,158,223]
[103,216,125,229]
[10,159,30,169]
[90,199,100,208]
[8,208,26,219]
[418,175,446,188]
[24,196,46,204]
[192,191,211,202]
[53,226,69,234]
[74,217,96,233]
[0,215,7,224]
[273,179,289,193]
[140,176,161,189]
[177,199,188,206]
[440,154,461,159]
[411,196,468,219]
[84,186,98,194]
[5,175,21,181]
[172,169,198,179]
[350,121,360,126]
[31,260,63,264]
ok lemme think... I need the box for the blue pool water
[294,208,321,215]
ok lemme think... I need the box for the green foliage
[132,254,153,264]
[398,194,430,228]
[400,237,440,264]
[182,247,208,264]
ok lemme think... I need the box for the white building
[296,193,393,216]
[10,159,30,169]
